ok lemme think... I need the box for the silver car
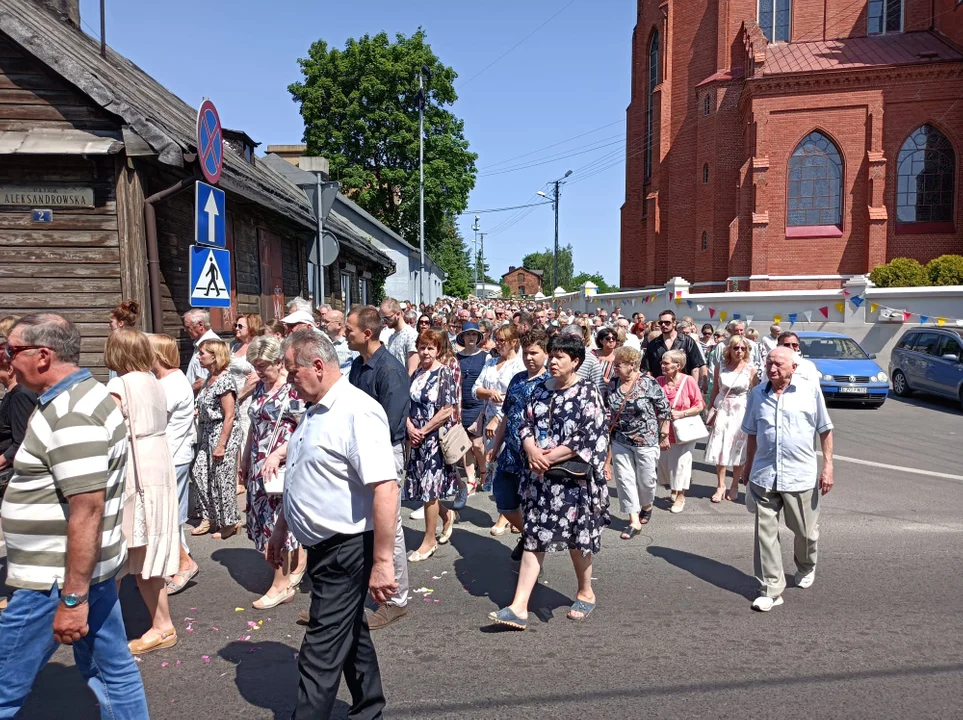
[889,328,963,411]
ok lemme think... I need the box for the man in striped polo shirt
[0,314,147,718]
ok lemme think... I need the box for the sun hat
[456,321,483,346]
[280,310,316,326]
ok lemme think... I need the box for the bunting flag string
[851,295,865,308]
[834,301,846,314]
[869,303,878,313]
[788,313,798,326]
[819,306,829,318]
[803,310,812,323]
[745,315,754,326]
[719,311,728,322]
[773,315,782,325]
[709,308,716,319]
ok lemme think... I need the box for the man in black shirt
[346,306,411,630]
[643,309,706,381]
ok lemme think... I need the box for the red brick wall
[501,268,543,297]
[621,0,963,291]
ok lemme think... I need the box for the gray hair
[727,319,745,333]
[404,309,417,325]
[281,328,338,367]
[287,297,313,314]
[12,313,81,365]
[678,320,695,332]
[246,335,282,364]
[184,309,210,329]
[317,303,332,313]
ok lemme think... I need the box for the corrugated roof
[763,31,963,76]
[0,0,316,231]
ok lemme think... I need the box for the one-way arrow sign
[195,181,225,248]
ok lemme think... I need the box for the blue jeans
[0,578,148,719]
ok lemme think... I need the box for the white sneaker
[795,570,815,589]
[751,595,784,612]
[410,506,425,520]
[452,485,468,510]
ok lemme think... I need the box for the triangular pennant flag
[870,303,878,313]
[803,310,812,322]
[709,308,716,319]
[631,298,636,306]
[675,296,682,306]
[788,313,798,326]
[720,311,728,322]
[773,315,781,325]
[733,313,742,320]
[903,311,912,322]
[686,300,693,308]
[745,315,754,326]
[675,291,683,298]
[819,306,829,318]
[851,296,864,308]
[920,315,929,324]
[843,290,851,297]
[696,304,705,312]
[937,318,947,326]
[834,302,845,314]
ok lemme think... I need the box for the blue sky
[78,0,634,286]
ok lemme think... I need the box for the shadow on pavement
[646,546,756,599]
[448,528,572,624]
[211,547,275,595]
[21,661,99,719]
[886,393,961,415]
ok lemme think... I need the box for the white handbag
[262,396,289,496]
[670,375,709,444]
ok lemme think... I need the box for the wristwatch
[61,592,88,608]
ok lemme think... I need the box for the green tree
[571,271,618,294]
[289,29,477,291]
[501,282,513,298]
[521,244,574,293]
[432,222,474,298]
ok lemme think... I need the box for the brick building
[501,266,544,297]
[620,0,963,291]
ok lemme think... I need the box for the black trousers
[294,531,385,720]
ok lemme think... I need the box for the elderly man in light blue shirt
[741,347,834,612]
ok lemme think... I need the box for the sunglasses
[4,344,47,360]
[234,323,246,329]
[658,320,674,326]
[781,342,800,349]
[418,320,431,326]
[601,336,616,342]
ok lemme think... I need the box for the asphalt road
[10,392,963,720]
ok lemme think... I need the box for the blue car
[796,332,889,407]
[888,327,963,411]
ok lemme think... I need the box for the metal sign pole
[317,173,325,304]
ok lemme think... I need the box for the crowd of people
[0,293,834,718]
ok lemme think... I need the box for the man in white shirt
[380,298,418,374]
[742,347,834,612]
[269,329,398,718]
[322,309,357,376]
[761,323,781,357]
[776,331,821,385]
[182,310,220,394]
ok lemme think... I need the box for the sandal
[408,546,437,562]
[567,598,596,621]
[488,607,527,630]
[438,510,457,544]
[190,520,211,536]
[639,508,653,525]
[620,525,643,540]
[165,563,199,595]
[490,525,508,536]
[212,522,242,540]
[252,585,296,610]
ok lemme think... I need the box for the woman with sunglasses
[417,314,432,333]
[230,314,262,497]
[704,335,757,503]
[594,328,619,383]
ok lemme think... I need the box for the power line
[456,0,581,89]
[478,136,625,177]
[461,200,553,215]
[479,118,625,170]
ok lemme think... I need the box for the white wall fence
[543,276,963,370]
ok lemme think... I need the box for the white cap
[281,310,316,326]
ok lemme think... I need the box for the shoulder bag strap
[608,376,641,434]
[265,388,290,454]
[118,376,144,495]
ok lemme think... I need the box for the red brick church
[620,0,963,291]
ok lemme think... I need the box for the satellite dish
[321,231,340,266]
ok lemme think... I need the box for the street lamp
[538,169,572,292]
[471,215,481,293]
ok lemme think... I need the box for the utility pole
[538,169,572,293]
[471,215,481,295]
[479,232,486,294]
[418,70,426,306]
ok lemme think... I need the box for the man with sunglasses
[642,310,706,381]
[776,331,820,385]
[0,314,149,716]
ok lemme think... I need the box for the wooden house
[0,0,393,376]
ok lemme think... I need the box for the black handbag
[543,458,590,481]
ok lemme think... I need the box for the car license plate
[839,386,866,394]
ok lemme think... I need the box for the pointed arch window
[788,132,842,228]
[645,31,659,180]
[703,164,710,184]
[701,231,708,251]
[897,125,955,230]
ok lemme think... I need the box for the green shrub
[926,255,963,286]
[869,258,929,288]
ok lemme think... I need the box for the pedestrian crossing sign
[189,244,231,308]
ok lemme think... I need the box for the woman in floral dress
[239,336,306,609]
[406,329,459,562]
[190,339,242,539]
[489,333,610,630]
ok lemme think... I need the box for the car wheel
[892,370,912,397]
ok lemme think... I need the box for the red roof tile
[762,31,963,76]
